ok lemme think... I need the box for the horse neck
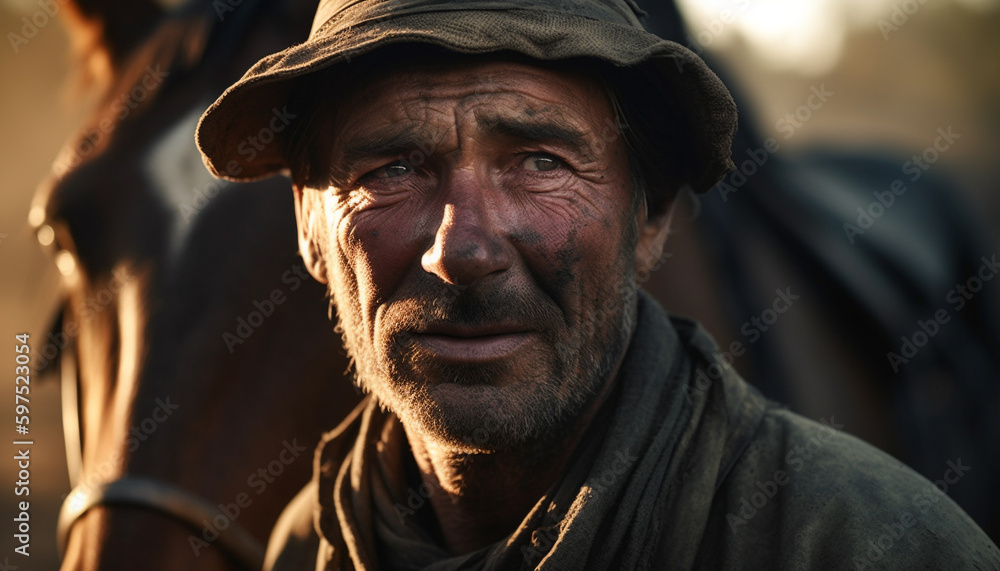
[42,3,348,568]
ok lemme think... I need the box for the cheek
[336,205,428,314]
[513,204,627,313]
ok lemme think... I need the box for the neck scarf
[312,291,769,570]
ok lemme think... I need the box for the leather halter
[56,343,265,569]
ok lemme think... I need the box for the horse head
[30,0,360,568]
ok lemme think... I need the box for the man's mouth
[409,322,532,363]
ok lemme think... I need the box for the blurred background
[1,0,998,566]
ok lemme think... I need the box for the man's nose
[421,180,513,286]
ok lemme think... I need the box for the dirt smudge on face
[553,226,582,292]
[510,228,543,246]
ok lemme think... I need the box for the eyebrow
[336,127,431,178]
[478,114,595,161]
[334,112,597,180]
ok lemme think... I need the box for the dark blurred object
[638,0,1000,541]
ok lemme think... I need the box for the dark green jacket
[265,292,1000,570]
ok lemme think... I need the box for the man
[196,0,1000,568]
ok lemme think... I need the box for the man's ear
[634,203,675,277]
[292,184,329,284]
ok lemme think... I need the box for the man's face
[296,58,649,452]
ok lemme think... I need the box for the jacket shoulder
[699,407,1000,569]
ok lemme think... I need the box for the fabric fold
[310,291,770,570]
[275,291,1000,570]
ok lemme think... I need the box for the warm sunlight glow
[676,0,1000,75]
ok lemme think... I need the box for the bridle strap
[58,475,265,569]
[58,340,265,569]
[60,339,83,487]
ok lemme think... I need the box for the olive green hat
[195,0,737,193]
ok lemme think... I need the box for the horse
[30,0,360,568]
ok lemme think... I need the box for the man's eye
[366,161,412,179]
[523,154,561,172]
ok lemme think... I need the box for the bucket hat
[195,0,737,194]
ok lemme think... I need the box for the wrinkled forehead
[280,48,630,188]
[360,56,602,97]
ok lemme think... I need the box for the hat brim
[196,9,737,192]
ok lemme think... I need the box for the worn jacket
[265,292,1000,570]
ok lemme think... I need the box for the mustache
[379,280,564,336]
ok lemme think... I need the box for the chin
[351,311,628,452]
[383,361,597,453]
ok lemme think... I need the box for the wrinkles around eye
[522,153,562,172]
[361,160,413,181]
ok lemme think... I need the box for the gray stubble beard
[326,248,639,456]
